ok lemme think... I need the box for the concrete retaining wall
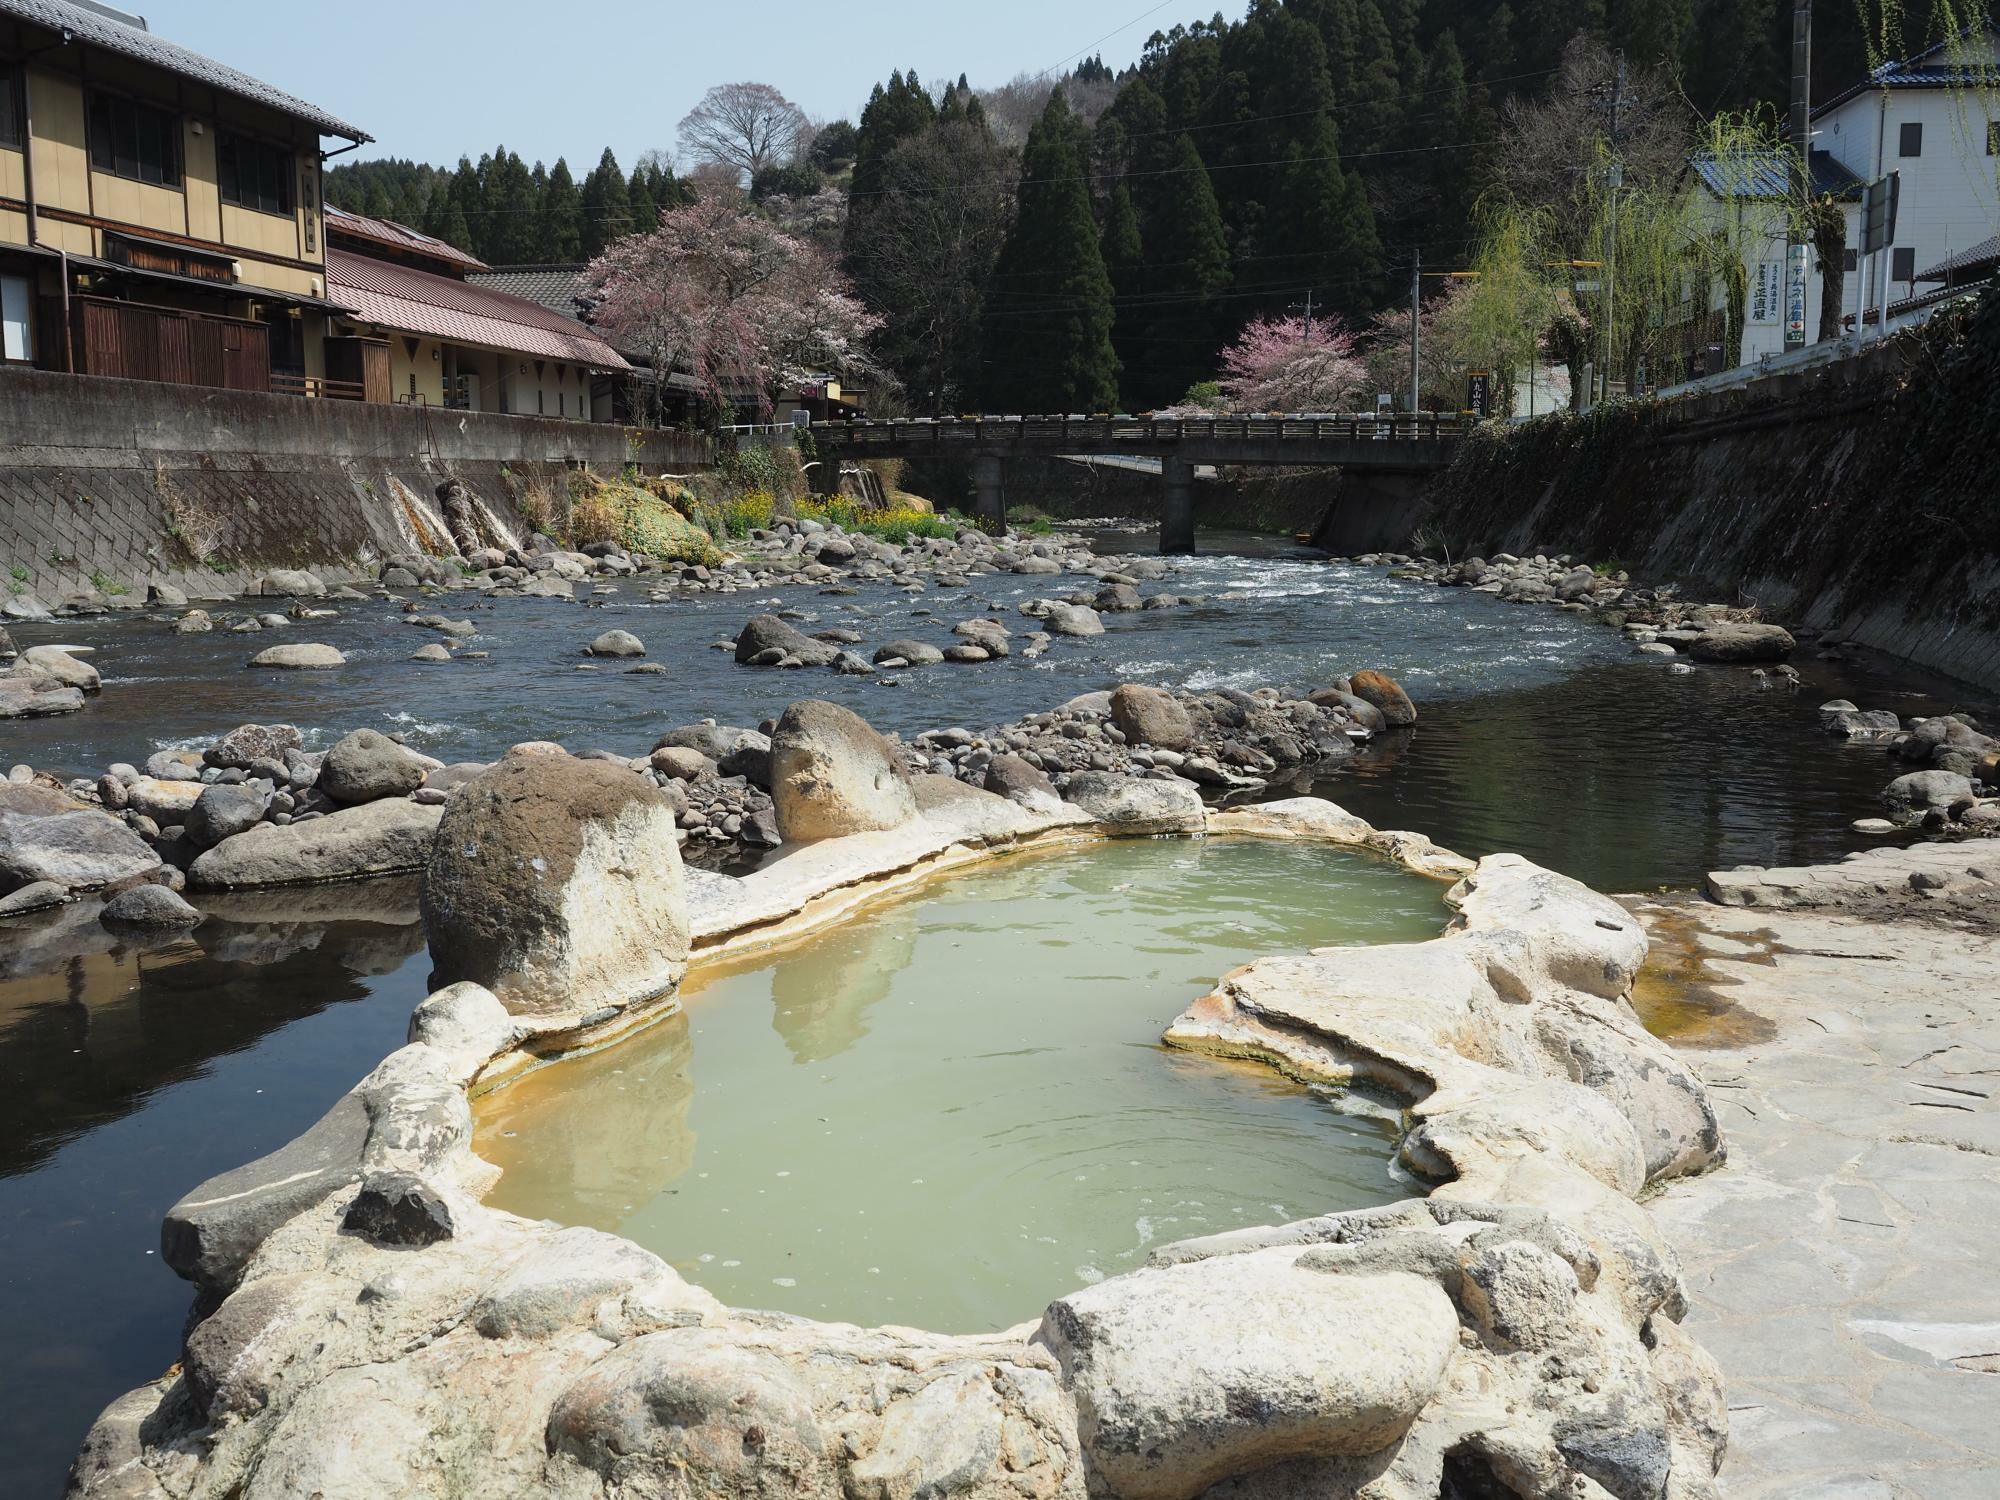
[1422,305,2000,694]
[0,368,713,603]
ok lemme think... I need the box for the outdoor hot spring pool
[472,837,1448,1331]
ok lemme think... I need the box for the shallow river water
[1,527,1990,1491]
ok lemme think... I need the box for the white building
[1817,27,2000,331]
[1697,27,2000,369]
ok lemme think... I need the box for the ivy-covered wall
[1424,289,2000,691]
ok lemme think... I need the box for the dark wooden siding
[73,298,270,393]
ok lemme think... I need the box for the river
[0,527,1988,1493]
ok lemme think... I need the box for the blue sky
[143,0,1205,167]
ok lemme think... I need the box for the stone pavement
[1640,896,2000,1499]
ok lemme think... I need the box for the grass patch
[561,471,725,566]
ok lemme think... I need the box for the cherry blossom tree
[1217,314,1368,413]
[587,196,880,421]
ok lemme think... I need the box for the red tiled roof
[325,206,489,272]
[326,250,628,370]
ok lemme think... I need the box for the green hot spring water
[474,839,1447,1332]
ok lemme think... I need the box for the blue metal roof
[0,0,369,141]
[1816,24,2000,117]
[1692,148,1868,202]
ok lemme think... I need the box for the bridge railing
[819,411,1466,448]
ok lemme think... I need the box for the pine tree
[578,148,627,259]
[626,172,658,239]
[1100,179,1146,384]
[482,148,537,264]
[980,92,1120,412]
[1350,0,1405,155]
[542,158,582,261]
[1134,133,1233,405]
[1270,112,1383,322]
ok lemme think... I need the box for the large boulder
[0,677,84,718]
[422,752,688,1018]
[1109,684,1195,751]
[1037,1249,1460,1500]
[586,629,646,658]
[186,783,270,848]
[253,568,326,597]
[100,883,203,929]
[768,700,918,841]
[248,643,345,670]
[205,723,304,769]
[20,645,101,692]
[0,784,161,894]
[188,799,442,889]
[654,723,770,764]
[1042,603,1105,637]
[872,639,945,666]
[1062,771,1205,835]
[1883,769,1976,825]
[985,754,1063,814]
[734,614,839,667]
[1347,669,1417,727]
[1687,622,1795,663]
[320,729,429,805]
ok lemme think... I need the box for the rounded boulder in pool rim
[422,750,688,1019]
[768,700,918,842]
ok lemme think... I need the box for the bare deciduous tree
[676,82,810,184]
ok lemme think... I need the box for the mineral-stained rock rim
[69,787,1730,1500]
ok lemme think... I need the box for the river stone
[1042,603,1105,637]
[1062,771,1205,835]
[769,700,918,842]
[1308,687,1386,732]
[320,729,429,805]
[0,677,85,718]
[943,643,990,663]
[0,784,161,893]
[20,645,101,692]
[1037,1250,1460,1500]
[654,723,769,764]
[187,783,271,848]
[409,642,452,663]
[422,753,688,1019]
[100,882,203,929]
[649,746,715,781]
[254,568,326,597]
[206,723,304,769]
[1687,622,1795,662]
[735,614,838,667]
[873,639,944,666]
[1883,769,1976,824]
[188,799,443,889]
[1110,684,1195,751]
[342,1171,456,1247]
[0,879,68,914]
[587,628,646,658]
[0,624,13,659]
[248,643,345,670]
[472,1226,678,1340]
[162,1092,371,1292]
[985,753,1064,814]
[1348,669,1417,726]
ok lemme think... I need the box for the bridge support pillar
[972,452,1007,533]
[1159,455,1195,554]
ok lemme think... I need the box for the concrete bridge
[814,412,1465,552]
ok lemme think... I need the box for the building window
[1842,248,1858,273]
[0,70,21,148]
[1892,246,1916,282]
[87,91,182,186]
[1898,121,1923,158]
[1,274,33,361]
[218,132,293,215]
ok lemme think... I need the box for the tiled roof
[1692,148,1867,201]
[0,0,368,140]
[325,251,627,370]
[465,265,591,319]
[325,207,487,272]
[1817,24,2000,116]
[1917,234,2000,281]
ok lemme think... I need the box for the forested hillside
[326,0,1968,411]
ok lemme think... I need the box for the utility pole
[1786,0,1813,349]
[1408,248,1421,413]
[1302,288,1314,339]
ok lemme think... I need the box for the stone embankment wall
[907,453,1339,537]
[1422,294,2000,691]
[0,369,713,603]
